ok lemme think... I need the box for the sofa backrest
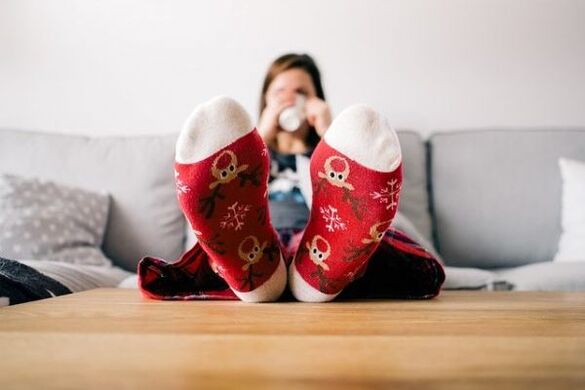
[15,126,580,272]
[430,129,585,268]
[396,131,433,243]
[0,129,185,271]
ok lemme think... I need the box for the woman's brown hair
[259,53,325,149]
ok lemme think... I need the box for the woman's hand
[305,97,332,137]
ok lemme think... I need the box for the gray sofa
[1,127,584,291]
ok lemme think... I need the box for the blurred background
[1,0,584,137]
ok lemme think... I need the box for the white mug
[278,94,306,132]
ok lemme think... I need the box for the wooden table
[1,289,584,389]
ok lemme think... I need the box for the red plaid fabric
[138,228,445,301]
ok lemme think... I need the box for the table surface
[1,289,584,389]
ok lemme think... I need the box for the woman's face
[265,68,317,106]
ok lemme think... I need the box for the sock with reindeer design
[175,96,286,302]
[289,104,403,302]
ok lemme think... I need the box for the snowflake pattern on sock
[370,179,401,211]
[319,205,347,232]
[175,170,191,195]
[220,202,251,231]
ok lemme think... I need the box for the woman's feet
[289,105,403,302]
[175,96,286,302]
[174,97,403,303]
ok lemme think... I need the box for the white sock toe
[289,263,339,303]
[235,257,287,303]
[324,104,401,172]
[176,96,254,164]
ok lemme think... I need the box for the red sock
[289,105,403,302]
[175,97,286,302]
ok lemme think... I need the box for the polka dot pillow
[0,174,111,266]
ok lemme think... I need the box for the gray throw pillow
[0,174,111,266]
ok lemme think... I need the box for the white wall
[1,0,584,137]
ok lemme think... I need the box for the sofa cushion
[0,129,185,271]
[430,129,585,268]
[396,131,433,243]
[495,262,585,291]
[20,260,132,293]
[442,267,512,291]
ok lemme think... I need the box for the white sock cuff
[324,104,401,172]
[176,96,254,164]
[234,257,287,303]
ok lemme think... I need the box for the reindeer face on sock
[362,220,392,244]
[209,150,249,189]
[318,156,354,191]
[238,235,267,270]
[305,235,331,271]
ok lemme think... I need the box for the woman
[257,54,332,231]
[258,53,331,154]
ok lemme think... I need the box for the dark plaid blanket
[138,228,445,301]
